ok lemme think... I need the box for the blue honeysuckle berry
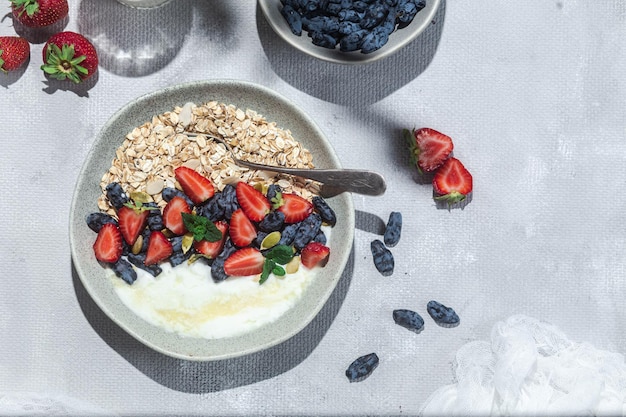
[86,212,117,233]
[294,213,322,250]
[339,28,369,51]
[105,182,129,209]
[111,258,137,285]
[346,353,379,382]
[371,239,394,276]
[312,196,337,226]
[281,4,303,36]
[393,309,424,333]
[427,300,460,328]
[360,26,389,53]
[128,252,162,277]
[383,211,402,247]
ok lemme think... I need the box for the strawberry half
[145,231,173,265]
[194,221,228,258]
[162,196,191,235]
[407,128,454,173]
[236,182,270,222]
[93,223,123,263]
[275,193,313,224]
[432,157,473,205]
[229,209,257,247]
[301,241,330,269]
[224,247,265,277]
[174,166,215,205]
[11,0,68,28]
[41,31,99,83]
[117,205,149,246]
[0,36,30,72]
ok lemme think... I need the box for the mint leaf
[181,213,222,242]
[272,265,286,276]
[260,259,275,285]
[265,245,294,265]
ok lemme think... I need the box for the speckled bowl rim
[69,79,355,361]
[258,0,442,64]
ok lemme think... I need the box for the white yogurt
[111,228,331,339]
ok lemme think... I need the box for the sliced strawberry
[93,223,123,263]
[276,193,313,224]
[432,157,473,205]
[407,128,454,173]
[229,209,257,247]
[174,166,215,205]
[117,205,149,245]
[301,241,330,269]
[162,196,191,235]
[224,247,265,277]
[236,182,270,222]
[194,221,228,258]
[145,231,173,265]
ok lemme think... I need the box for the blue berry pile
[370,211,401,276]
[280,0,427,54]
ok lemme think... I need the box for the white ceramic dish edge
[69,79,355,361]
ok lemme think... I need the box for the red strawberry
[432,157,473,205]
[162,196,191,235]
[275,193,313,224]
[11,0,68,28]
[41,31,99,83]
[174,166,215,205]
[301,241,330,269]
[93,223,123,263]
[0,36,29,72]
[144,231,173,265]
[236,182,270,222]
[407,128,454,173]
[224,247,265,277]
[194,221,228,258]
[229,209,257,247]
[117,205,149,245]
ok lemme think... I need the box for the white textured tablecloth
[2,0,626,415]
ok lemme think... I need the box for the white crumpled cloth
[420,315,626,416]
[0,393,115,416]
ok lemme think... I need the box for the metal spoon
[183,132,386,198]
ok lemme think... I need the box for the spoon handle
[182,133,386,197]
[236,160,386,197]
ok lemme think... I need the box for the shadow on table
[256,0,446,106]
[72,245,355,393]
[76,0,193,77]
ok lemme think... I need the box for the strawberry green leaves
[42,43,87,83]
[181,212,222,242]
[259,245,294,285]
[41,32,99,83]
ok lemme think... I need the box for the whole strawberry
[41,31,98,83]
[0,36,30,72]
[10,0,69,28]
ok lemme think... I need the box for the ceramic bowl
[258,0,441,64]
[69,79,355,361]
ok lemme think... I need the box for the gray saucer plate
[69,79,355,361]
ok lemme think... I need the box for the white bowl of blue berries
[259,0,441,64]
